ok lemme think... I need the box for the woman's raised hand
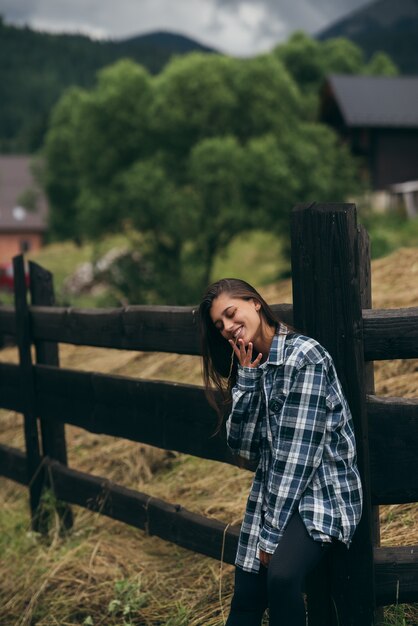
[228,338,263,368]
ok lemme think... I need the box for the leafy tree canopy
[43,36,396,304]
[274,32,398,119]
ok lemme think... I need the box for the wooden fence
[0,203,417,625]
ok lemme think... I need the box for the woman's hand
[259,548,272,568]
[229,338,263,368]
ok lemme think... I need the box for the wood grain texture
[29,260,73,530]
[2,302,418,359]
[13,254,44,530]
[48,460,241,564]
[0,443,27,484]
[291,203,375,626]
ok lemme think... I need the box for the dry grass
[0,479,237,626]
[0,246,417,625]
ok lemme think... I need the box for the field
[0,237,417,625]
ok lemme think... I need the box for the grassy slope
[0,228,417,625]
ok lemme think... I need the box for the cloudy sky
[0,0,372,56]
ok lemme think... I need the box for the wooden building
[0,155,48,264]
[319,75,418,191]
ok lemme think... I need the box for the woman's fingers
[228,338,245,363]
[240,339,251,366]
[245,341,253,364]
[228,339,262,368]
[229,338,240,359]
[259,549,272,568]
[253,352,263,367]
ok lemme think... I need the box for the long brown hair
[198,278,283,434]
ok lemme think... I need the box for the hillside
[0,17,215,153]
[317,0,418,74]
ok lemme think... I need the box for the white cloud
[28,17,109,39]
[0,0,372,55]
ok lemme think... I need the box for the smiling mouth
[233,326,244,339]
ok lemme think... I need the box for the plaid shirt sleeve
[225,365,263,462]
[258,362,328,554]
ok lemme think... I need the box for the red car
[0,262,30,291]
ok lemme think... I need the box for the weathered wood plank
[291,203,375,626]
[358,227,383,624]
[0,306,15,334]
[13,255,44,530]
[30,263,68,463]
[29,261,73,530]
[33,364,235,465]
[2,361,417,504]
[48,460,240,564]
[0,362,22,412]
[375,545,418,605]
[43,460,418,606]
[3,302,418,360]
[29,305,201,354]
[363,307,418,360]
[368,395,418,504]
[28,304,293,353]
[0,443,27,484]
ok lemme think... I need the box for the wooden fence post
[290,203,375,625]
[358,226,384,625]
[29,261,73,531]
[13,254,44,531]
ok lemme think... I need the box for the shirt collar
[261,323,289,367]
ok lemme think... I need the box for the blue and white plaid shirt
[226,324,363,573]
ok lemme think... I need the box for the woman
[198,278,362,626]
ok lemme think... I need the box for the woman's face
[209,292,262,347]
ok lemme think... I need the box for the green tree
[274,33,324,90]
[364,51,398,76]
[320,37,365,75]
[73,60,153,188]
[241,127,362,260]
[188,136,248,288]
[231,54,301,140]
[43,48,363,303]
[275,32,398,120]
[43,87,86,241]
[241,134,298,230]
[116,157,196,303]
[150,53,238,164]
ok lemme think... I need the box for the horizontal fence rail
[48,460,242,565]
[1,363,417,504]
[368,395,418,504]
[362,308,418,360]
[0,306,14,335]
[374,545,418,605]
[0,204,417,624]
[0,443,27,484]
[1,304,418,360]
[1,444,416,607]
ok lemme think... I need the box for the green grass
[28,234,129,307]
[358,211,418,259]
[1,229,288,308]
[1,483,416,625]
[0,214,416,309]
[211,230,289,285]
[36,229,288,306]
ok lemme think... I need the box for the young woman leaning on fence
[198,278,363,626]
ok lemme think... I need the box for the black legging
[225,511,331,626]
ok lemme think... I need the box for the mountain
[0,18,216,153]
[317,0,418,74]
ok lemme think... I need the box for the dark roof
[0,155,47,232]
[324,75,418,128]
